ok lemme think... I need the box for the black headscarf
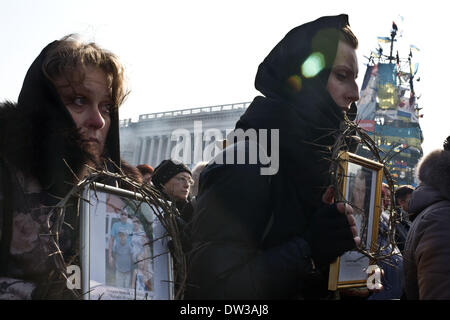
[235,14,352,238]
[1,39,121,196]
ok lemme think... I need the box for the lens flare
[301,52,325,78]
[286,75,302,92]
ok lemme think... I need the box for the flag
[377,36,391,44]
[410,44,421,52]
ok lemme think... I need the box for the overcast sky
[1,0,447,156]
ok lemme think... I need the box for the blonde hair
[43,34,129,109]
[190,161,208,197]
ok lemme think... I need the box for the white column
[165,135,171,159]
[139,137,148,164]
[133,137,143,165]
[156,135,164,165]
[148,136,156,166]
[190,132,195,166]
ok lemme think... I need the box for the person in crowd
[137,164,154,185]
[404,136,450,299]
[190,161,208,198]
[393,184,414,252]
[185,14,361,299]
[151,159,194,221]
[395,185,414,217]
[151,159,194,295]
[381,183,393,212]
[0,34,141,299]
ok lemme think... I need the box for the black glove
[304,203,356,267]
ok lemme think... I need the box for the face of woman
[326,40,359,113]
[163,172,193,202]
[54,66,113,156]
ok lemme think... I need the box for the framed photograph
[80,182,174,300]
[328,152,384,291]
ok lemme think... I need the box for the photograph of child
[113,228,133,288]
[84,189,171,300]
[104,194,154,293]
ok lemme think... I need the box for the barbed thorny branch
[44,162,186,300]
[328,115,401,265]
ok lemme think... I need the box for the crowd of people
[0,14,449,300]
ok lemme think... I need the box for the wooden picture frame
[80,182,174,300]
[328,152,383,291]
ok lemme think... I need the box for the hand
[322,185,336,204]
[305,202,360,267]
[322,186,360,247]
[336,202,361,247]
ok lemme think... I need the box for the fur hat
[417,135,450,199]
[152,159,191,189]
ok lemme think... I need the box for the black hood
[255,15,347,101]
[251,14,348,131]
[235,14,351,215]
[1,39,121,194]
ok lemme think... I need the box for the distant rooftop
[120,102,251,127]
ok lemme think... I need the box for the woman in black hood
[186,14,361,299]
[0,35,141,299]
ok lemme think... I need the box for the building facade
[119,102,250,168]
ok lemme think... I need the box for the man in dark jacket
[0,35,140,299]
[403,136,450,299]
[185,14,361,299]
[393,185,414,253]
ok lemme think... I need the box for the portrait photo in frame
[80,182,174,300]
[328,152,383,291]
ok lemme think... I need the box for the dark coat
[0,40,140,299]
[185,14,353,299]
[404,148,450,299]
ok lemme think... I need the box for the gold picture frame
[328,152,384,291]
